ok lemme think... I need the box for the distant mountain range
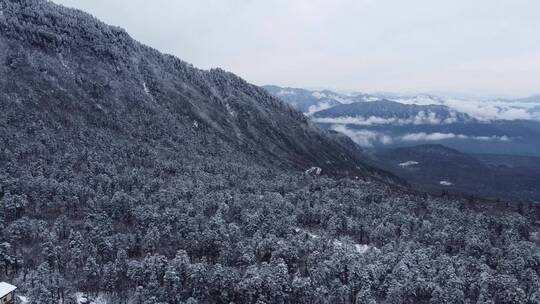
[312,99,472,125]
[264,85,540,120]
[501,94,540,103]
[264,85,540,157]
[263,85,380,114]
[265,85,540,201]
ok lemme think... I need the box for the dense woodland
[1,0,540,303]
[2,139,539,304]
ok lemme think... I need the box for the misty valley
[265,86,540,202]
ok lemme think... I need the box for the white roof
[0,282,17,297]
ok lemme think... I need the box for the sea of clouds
[331,125,511,148]
[393,96,540,121]
[313,110,460,126]
[311,88,540,119]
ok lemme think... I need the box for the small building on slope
[0,282,17,304]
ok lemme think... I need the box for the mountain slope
[374,144,540,201]
[0,0,386,178]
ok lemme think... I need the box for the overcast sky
[53,0,540,98]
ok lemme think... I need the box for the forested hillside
[0,0,387,179]
[0,1,539,303]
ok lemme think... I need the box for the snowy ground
[333,239,376,254]
[17,293,108,304]
[76,292,108,304]
[399,160,419,167]
[296,228,376,255]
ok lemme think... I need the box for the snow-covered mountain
[262,85,379,115]
[265,85,540,121]
[312,99,472,126]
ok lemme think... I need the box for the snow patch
[18,296,29,304]
[305,167,322,175]
[355,244,371,254]
[364,96,380,102]
[333,239,374,254]
[142,82,151,95]
[76,292,108,304]
[225,103,235,117]
[59,55,70,70]
[332,96,355,104]
[399,161,419,167]
[392,95,444,106]
[440,181,453,186]
[308,232,320,239]
[277,89,296,96]
[312,91,328,99]
[296,228,320,239]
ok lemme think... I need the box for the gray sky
[53,0,540,97]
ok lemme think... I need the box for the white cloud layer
[331,125,392,147]
[331,125,511,147]
[444,99,534,121]
[392,95,540,121]
[305,102,336,116]
[400,132,510,142]
[314,111,460,126]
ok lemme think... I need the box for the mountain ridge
[0,0,395,179]
[312,99,472,123]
